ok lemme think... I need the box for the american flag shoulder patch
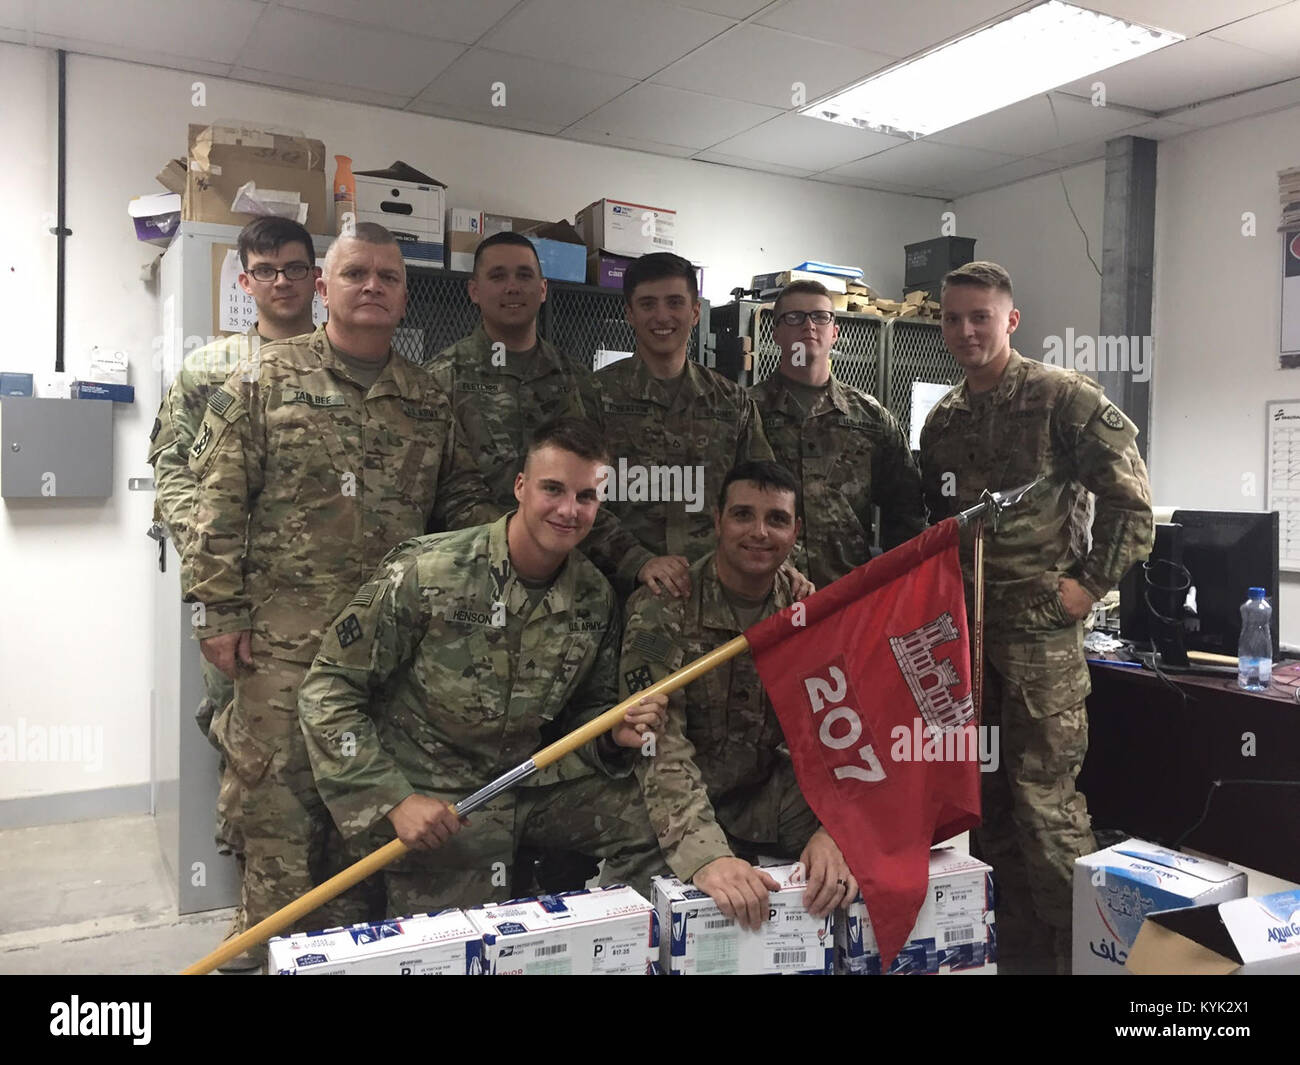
[207,390,235,416]
[629,630,673,663]
[348,580,387,609]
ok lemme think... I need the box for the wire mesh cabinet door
[398,267,483,366]
[880,317,962,447]
[749,303,884,398]
[542,282,708,372]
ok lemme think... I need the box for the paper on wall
[909,380,955,450]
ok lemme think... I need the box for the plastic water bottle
[1237,588,1272,692]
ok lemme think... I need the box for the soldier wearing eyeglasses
[749,280,925,589]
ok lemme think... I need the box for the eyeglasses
[247,263,312,282]
[776,310,835,327]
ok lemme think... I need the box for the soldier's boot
[215,904,264,974]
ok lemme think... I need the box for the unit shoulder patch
[1099,403,1127,430]
[624,665,654,694]
[335,613,363,648]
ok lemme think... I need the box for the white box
[836,848,996,975]
[575,198,676,258]
[652,864,833,975]
[269,909,485,975]
[465,885,656,975]
[1128,888,1300,975]
[1073,839,1247,975]
[88,348,129,386]
[356,175,445,267]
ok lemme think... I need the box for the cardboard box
[466,885,656,975]
[156,158,187,197]
[836,848,996,975]
[1127,888,1300,975]
[1,373,34,397]
[575,198,676,257]
[71,381,134,403]
[128,193,182,246]
[652,864,833,975]
[269,910,485,975]
[1072,839,1247,975]
[354,165,446,269]
[590,249,703,293]
[750,269,847,295]
[518,220,587,283]
[446,208,486,273]
[184,124,326,230]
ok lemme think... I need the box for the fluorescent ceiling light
[801,1,1182,139]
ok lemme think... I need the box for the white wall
[952,161,1105,362]
[0,42,942,803]
[1150,105,1300,646]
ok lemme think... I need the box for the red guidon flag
[746,518,981,970]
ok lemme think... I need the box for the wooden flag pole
[182,635,752,975]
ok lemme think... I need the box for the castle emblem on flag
[888,612,975,732]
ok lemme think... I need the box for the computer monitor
[1172,509,1280,657]
[1119,522,1187,660]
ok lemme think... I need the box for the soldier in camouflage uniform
[182,223,499,963]
[300,419,669,916]
[919,262,1153,974]
[589,253,775,598]
[621,461,855,931]
[147,218,319,971]
[751,280,926,589]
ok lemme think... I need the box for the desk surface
[1080,661,1300,884]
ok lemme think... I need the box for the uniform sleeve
[181,369,263,640]
[427,405,504,533]
[738,394,775,463]
[146,374,200,554]
[298,552,426,837]
[872,407,928,549]
[622,591,733,882]
[1058,383,1155,600]
[917,408,950,526]
[559,607,637,778]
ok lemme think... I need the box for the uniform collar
[491,511,578,616]
[465,324,562,380]
[629,353,704,408]
[759,368,851,417]
[695,551,797,634]
[950,348,1025,411]
[310,325,423,400]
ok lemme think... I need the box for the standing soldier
[590,253,775,598]
[147,216,318,970]
[299,419,669,916]
[751,279,925,589]
[919,261,1153,974]
[182,222,498,969]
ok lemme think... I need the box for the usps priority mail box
[269,909,485,975]
[465,884,656,975]
[652,863,833,975]
[836,848,996,975]
[1072,839,1247,975]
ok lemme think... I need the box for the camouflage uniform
[620,553,816,881]
[919,349,1153,969]
[299,515,667,917]
[147,328,262,855]
[751,370,926,589]
[182,324,499,937]
[587,357,774,593]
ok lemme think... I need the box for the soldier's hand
[1057,577,1094,621]
[692,857,780,932]
[780,562,815,601]
[387,795,467,852]
[200,630,253,679]
[611,693,667,749]
[797,827,857,917]
[637,555,691,598]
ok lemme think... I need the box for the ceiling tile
[1083,0,1282,36]
[417,48,637,127]
[1112,117,1194,140]
[676,0,774,17]
[407,98,566,135]
[811,171,952,197]
[482,0,732,80]
[279,0,520,44]
[1030,137,1110,168]
[757,0,1022,60]
[826,139,1020,186]
[1209,1,1300,61]
[228,66,414,109]
[652,23,894,107]
[239,6,465,96]
[34,35,235,77]
[706,110,904,170]
[29,0,266,64]
[568,83,781,149]
[943,155,1065,196]
[561,128,699,158]
[1164,75,1300,127]
[692,150,817,177]
[1056,34,1300,113]
[928,92,1148,156]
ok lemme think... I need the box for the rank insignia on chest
[625,665,654,694]
[335,613,363,648]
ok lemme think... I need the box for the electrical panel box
[0,396,112,498]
